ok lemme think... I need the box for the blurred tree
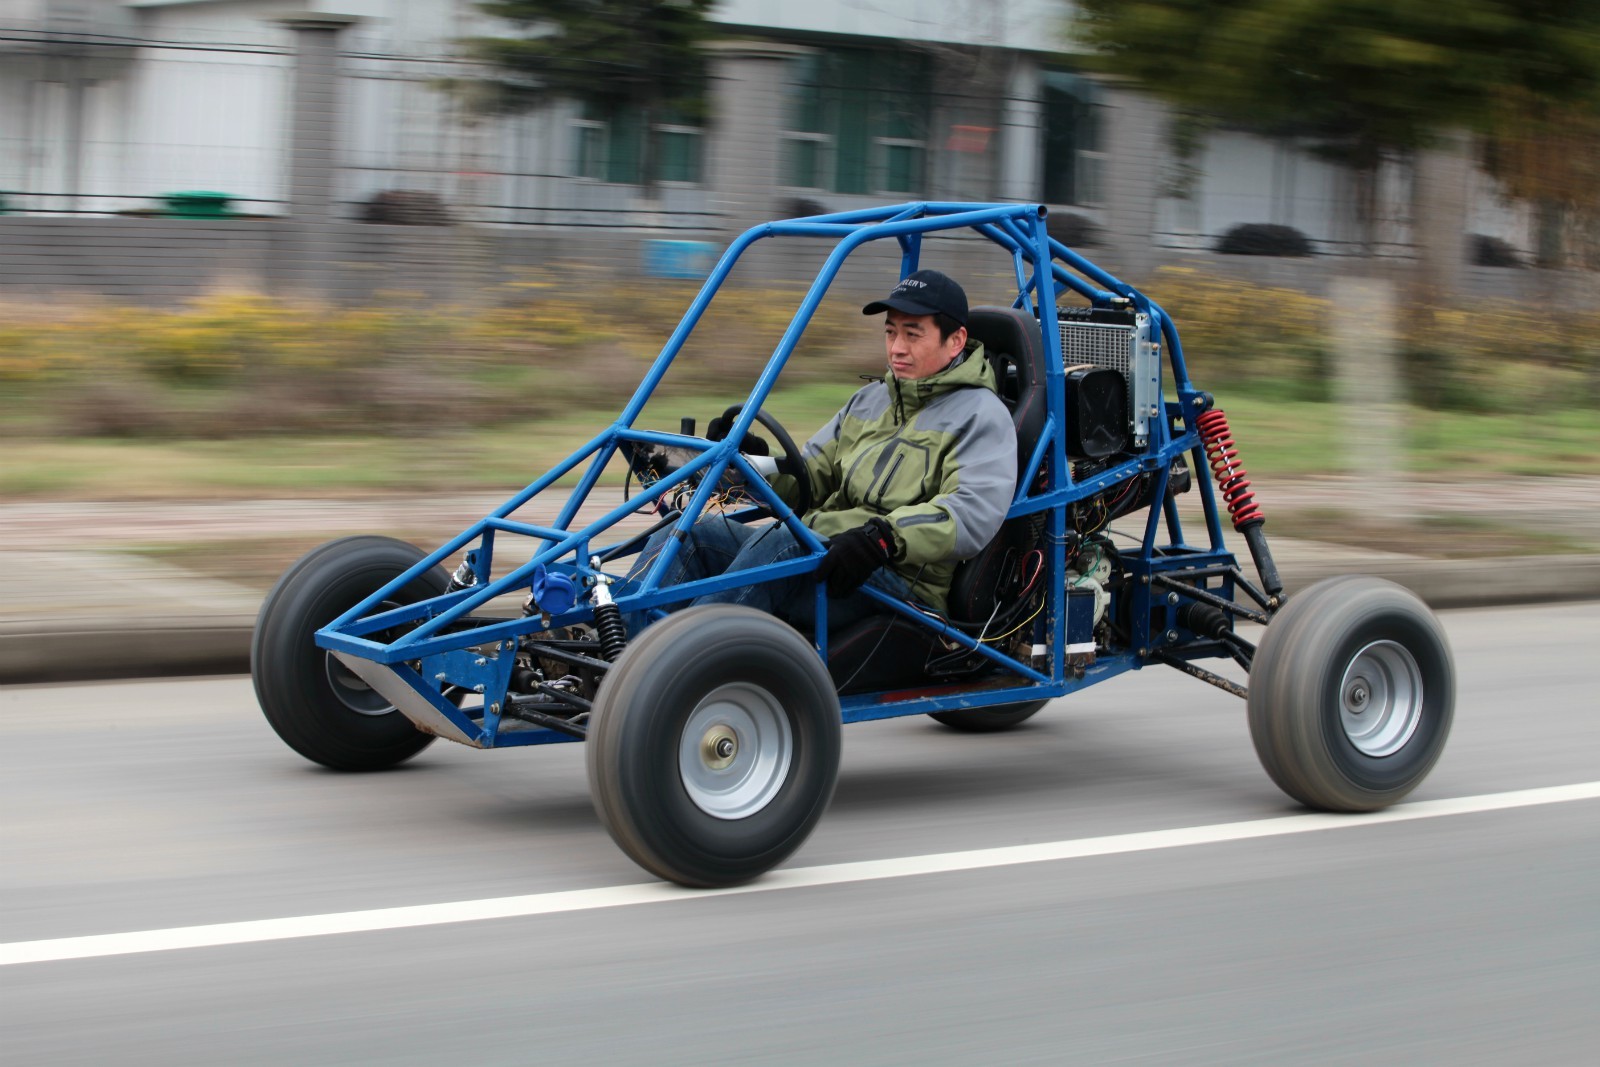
[1482,90,1600,268]
[1073,0,1600,256]
[462,0,717,196]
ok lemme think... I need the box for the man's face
[884,310,967,381]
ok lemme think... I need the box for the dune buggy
[252,202,1456,887]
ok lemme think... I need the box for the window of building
[653,124,701,184]
[571,102,702,185]
[1040,71,1102,206]
[783,49,930,195]
[573,119,606,181]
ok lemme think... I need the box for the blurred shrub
[1401,304,1600,414]
[1146,266,1334,401]
[1216,223,1315,257]
[7,270,1591,439]
[0,274,864,439]
[1047,212,1103,249]
[1147,266,1600,414]
[1469,234,1524,268]
[779,197,827,219]
[360,190,452,226]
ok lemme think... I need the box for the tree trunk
[1348,162,1378,257]
[1534,198,1566,269]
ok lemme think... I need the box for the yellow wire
[983,594,1046,643]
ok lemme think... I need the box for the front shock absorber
[594,601,627,662]
[589,562,629,661]
[1196,408,1283,598]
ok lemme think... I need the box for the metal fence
[0,14,291,217]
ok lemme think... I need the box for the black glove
[707,414,770,456]
[816,519,895,598]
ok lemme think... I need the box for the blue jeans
[621,514,912,636]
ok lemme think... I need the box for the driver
[625,269,1017,633]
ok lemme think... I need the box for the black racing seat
[827,306,1050,694]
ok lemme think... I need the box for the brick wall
[0,217,665,305]
[0,218,278,303]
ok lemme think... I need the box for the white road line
[5,781,1597,967]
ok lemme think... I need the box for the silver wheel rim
[1339,639,1424,757]
[678,683,793,820]
[323,600,400,717]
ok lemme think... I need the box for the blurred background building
[0,0,1568,304]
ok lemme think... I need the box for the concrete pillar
[274,12,359,296]
[703,40,812,241]
[1331,276,1408,519]
[998,62,1043,204]
[1411,132,1473,299]
[1097,84,1168,279]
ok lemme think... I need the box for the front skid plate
[338,651,1156,743]
[331,652,484,747]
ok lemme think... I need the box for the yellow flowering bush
[0,276,865,438]
[2,269,1591,438]
[1144,267,1599,413]
[1144,267,1334,400]
[1405,302,1600,413]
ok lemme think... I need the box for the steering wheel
[710,404,813,517]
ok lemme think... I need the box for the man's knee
[728,521,806,569]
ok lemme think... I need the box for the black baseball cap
[862,269,968,326]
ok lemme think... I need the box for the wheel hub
[701,725,739,770]
[678,683,793,820]
[1339,640,1424,757]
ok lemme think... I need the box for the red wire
[1019,549,1043,594]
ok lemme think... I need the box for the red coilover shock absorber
[1196,409,1263,528]
[1195,408,1282,598]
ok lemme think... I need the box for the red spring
[1195,408,1264,529]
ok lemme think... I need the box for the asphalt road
[3,603,1597,1065]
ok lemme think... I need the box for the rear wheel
[252,536,448,771]
[587,605,841,887]
[1247,576,1454,811]
[929,700,1048,733]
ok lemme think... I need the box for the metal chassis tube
[314,202,1252,747]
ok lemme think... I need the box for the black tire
[929,700,1048,733]
[1247,575,1454,811]
[586,605,842,887]
[252,536,449,772]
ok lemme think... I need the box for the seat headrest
[964,307,1049,482]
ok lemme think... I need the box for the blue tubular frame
[315,202,1243,746]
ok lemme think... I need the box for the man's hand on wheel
[816,518,894,597]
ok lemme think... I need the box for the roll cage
[315,202,1277,748]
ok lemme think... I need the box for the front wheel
[252,536,449,771]
[586,605,842,887]
[1247,576,1455,811]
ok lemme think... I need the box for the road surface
[2,602,1597,1064]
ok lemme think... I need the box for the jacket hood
[886,342,996,422]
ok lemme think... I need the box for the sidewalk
[4,478,1599,684]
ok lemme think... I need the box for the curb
[0,617,258,685]
[3,555,1599,686]
[1288,554,1600,612]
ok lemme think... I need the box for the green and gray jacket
[793,345,1017,612]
